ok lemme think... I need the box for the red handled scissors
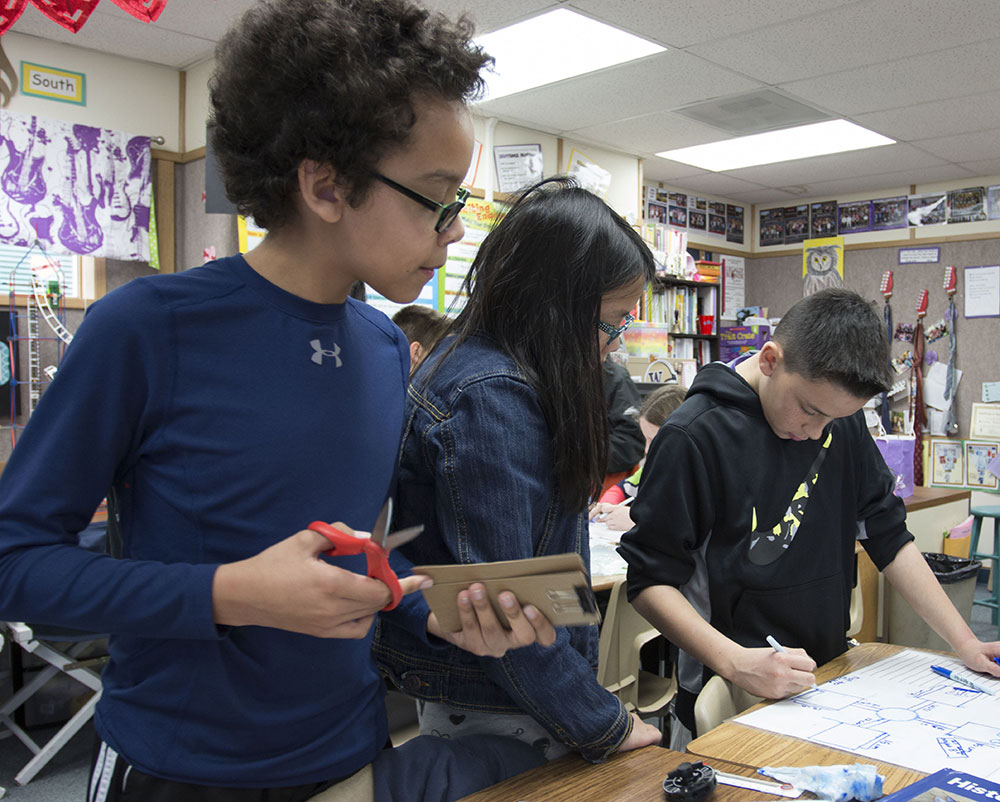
[308,498,423,611]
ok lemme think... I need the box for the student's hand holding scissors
[427,585,557,657]
[212,523,429,639]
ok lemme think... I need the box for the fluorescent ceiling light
[475,9,665,102]
[656,120,895,171]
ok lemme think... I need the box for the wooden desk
[459,746,805,802]
[592,574,622,593]
[904,485,971,514]
[686,643,927,793]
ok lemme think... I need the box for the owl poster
[801,236,844,297]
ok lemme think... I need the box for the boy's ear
[298,160,345,223]
[409,340,424,366]
[758,340,783,377]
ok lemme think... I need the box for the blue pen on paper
[766,634,818,690]
[930,664,995,695]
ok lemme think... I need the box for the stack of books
[693,260,721,283]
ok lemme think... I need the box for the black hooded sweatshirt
[618,361,912,729]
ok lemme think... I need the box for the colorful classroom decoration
[1,111,153,261]
[801,236,844,297]
[0,0,166,36]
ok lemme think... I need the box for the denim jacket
[373,335,631,762]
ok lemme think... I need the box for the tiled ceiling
[11,0,1000,203]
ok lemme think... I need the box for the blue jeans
[91,735,543,802]
[372,734,545,802]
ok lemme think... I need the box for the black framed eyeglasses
[373,173,470,233]
[597,312,635,345]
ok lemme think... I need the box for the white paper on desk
[923,360,962,411]
[733,649,1000,779]
[588,520,628,576]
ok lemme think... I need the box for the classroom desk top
[686,643,929,792]
[903,485,970,512]
[593,573,622,593]
[458,746,804,802]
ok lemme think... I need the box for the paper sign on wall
[493,144,542,194]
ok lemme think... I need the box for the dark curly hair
[208,0,491,230]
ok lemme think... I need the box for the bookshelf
[635,266,720,367]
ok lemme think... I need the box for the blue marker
[930,665,995,696]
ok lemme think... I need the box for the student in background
[0,1,556,799]
[375,178,663,763]
[590,383,687,531]
[619,288,1000,751]
[393,304,451,373]
[603,356,645,480]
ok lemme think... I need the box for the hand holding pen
[766,634,818,692]
[589,496,635,531]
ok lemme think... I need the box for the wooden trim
[182,146,207,163]
[747,231,1000,258]
[179,70,186,154]
[637,159,644,225]
[466,187,515,204]
[154,158,176,273]
[92,257,107,299]
[150,146,205,164]
[6,296,89,310]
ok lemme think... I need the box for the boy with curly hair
[0,1,555,799]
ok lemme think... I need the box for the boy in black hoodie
[618,288,1000,749]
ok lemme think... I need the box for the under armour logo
[310,339,342,367]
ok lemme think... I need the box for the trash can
[886,552,981,651]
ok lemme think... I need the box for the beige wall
[4,32,181,150]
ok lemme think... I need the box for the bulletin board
[743,236,1000,439]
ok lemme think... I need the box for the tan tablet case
[415,553,600,632]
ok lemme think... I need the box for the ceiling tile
[570,0,857,49]
[779,37,1000,116]
[639,158,708,184]
[724,144,946,188]
[424,0,558,34]
[912,128,1000,163]
[665,173,771,197]
[957,159,1000,179]
[573,112,733,156]
[474,50,761,133]
[11,8,215,70]
[796,164,975,198]
[686,0,1000,85]
[853,90,1000,142]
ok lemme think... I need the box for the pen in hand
[592,495,634,522]
[766,634,818,690]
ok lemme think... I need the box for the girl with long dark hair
[375,177,662,761]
